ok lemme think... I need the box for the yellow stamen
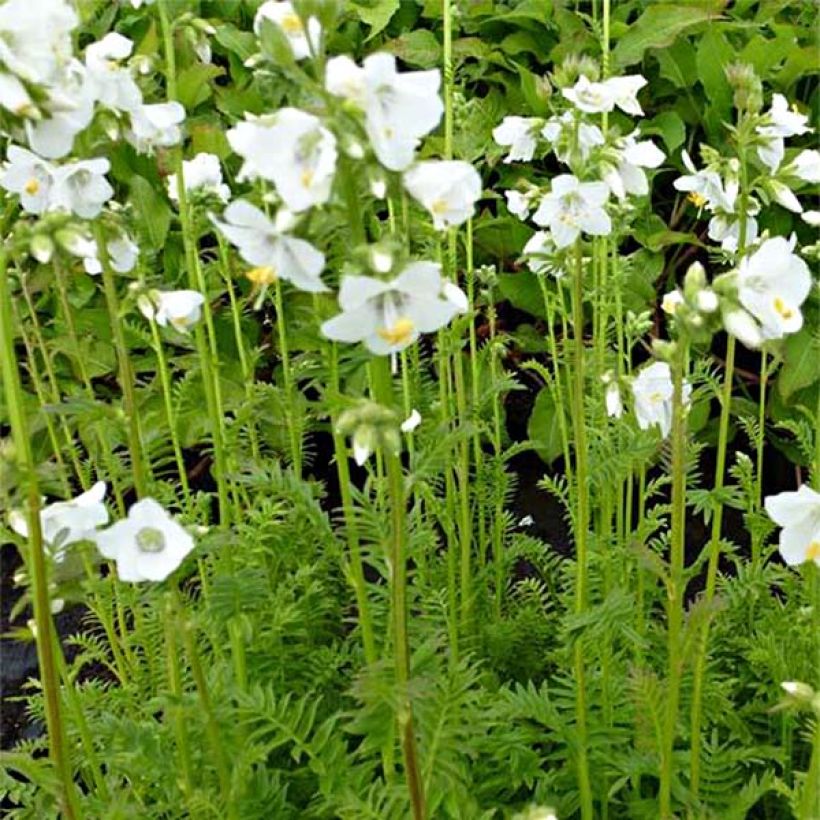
[246,266,277,286]
[687,191,707,208]
[281,13,303,34]
[300,169,314,189]
[806,541,820,562]
[24,178,40,195]
[431,198,449,215]
[170,316,191,332]
[377,317,415,346]
[773,297,793,320]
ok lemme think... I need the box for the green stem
[371,356,426,820]
[570,241,593,820]
[94,225,149,498]
[659,342,690,819]
[487,294,506,618]
[273,277,302,474]
[752,350,768,565]
[0,248,79,819]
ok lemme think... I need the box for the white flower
[785,149,820,184]
[321,262,460,354]
[127,101,186,154]
[326,53,443,171]
[0,72,35,116]
[518,515,534,528]
[140,289,206,333]
[603,132,664,200]
[802,210,820,227]
[441,279,468,313]
[707,206,759,253]
[541,112,604,164]
[84,32,142,113]
[673,150,736,212]
[695,289,719,314]
[631,361,691,438]
[94,498,195,583]
[0,145,55,214]
[25,60,96,158]
[49,158,114,219]
[764,485,820,567]
[522,230,564,278]
[167,153,230,202]
[722,308,764,349]
[211,200,327,292]
[228,108,337,212]
[254,0,321,62]
[769,179,803,214]
[492,116,540,163]
[82,234,139,275]
[734,235,811,344]
[9,481,108,561]
[562,74,647,116]
[532,175,611,248]
[402,160,481,230]
[0,0,77,87]
[605,381,623,419]
[400,409,422,433]
[662,289,684,315]
[756,94,811,172]
[505,189,532,220]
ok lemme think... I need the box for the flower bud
[651,339,678,362]
[781,681,815,702]
[683,261,707,298]
[29,234,54,263]
[725,62,763,114]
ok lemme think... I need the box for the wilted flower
[9,481,108,561]
[321,262,461,354]
[764,485,820,567]
[254,0,320,61]
[325,53,443,171]
[532,174,611,248]
[168,152,230,203]
[756,93,811,172]
[228,108,337,212]
[403,160,482,230]
[492,116,541,163]
[211,200,327,292]
[94,498,195,582]
[140,289,206,333]
[127,101,186,154]
[631,361,691,438]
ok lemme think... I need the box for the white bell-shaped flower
[228,108,337,212]
[147,290,206,333]
[211,200,327,292]
[631,361,691,438]
[321,262,460,354]
[403,160,482,230]
[94,498,195,583]
[603,132,664,200]
[49,158,114,219]
[168,152,230,202]
[127,101,186,154]
[254,0,321,61]
[492,116,541,163]
[0,145,55,213]
[82,234,139,275]
[9,481,108,561]
[84,32,142,113]
[532,174,611,248]
[733,235,811,345]
[764,485,820,567]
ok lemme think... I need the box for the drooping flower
[631,361,691,438]
[402,160,482,230]
[0,145,55,213]
[167,152,230,203]
[325,53,443,171]
[764,485,820,567]
[532,174,611,248]
[84,32,142,113]
[141,290,206,334]
[492,116,541,163]
[603,132,665,200]
[211,200,327,292]
[127,101,186,154]
[9,481,108,561]
[94,498,195,583]
[228,108,337,212]
[321,262,461,354]
[756,93,811,172]
[82,234,139,275]
[522,231,565,278]
[25,59,96,158]
[731,235,812,345]
[49,158,114,218]
[602,373,623,419]
[505,189,533,220]
[253,0,320,61]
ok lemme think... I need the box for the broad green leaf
[352,0,400,38]
[528,386,564,464]
[177,63,224,110]
[613,6,724,68]
[129,176,171,251]
[384,30,441,68]
[778,319,820,400]
[655,39,697,89]
[644,111,686,153]
[497,270,548,320]
[214,23,258,60]
[696,28,733,135]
